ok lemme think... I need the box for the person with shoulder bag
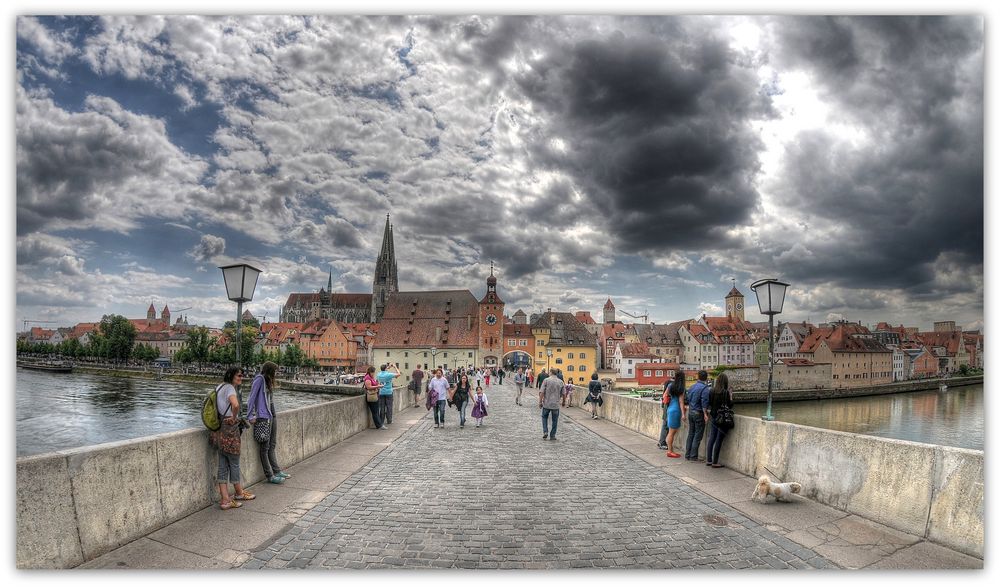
[248,361,288,485]
[212,367,252,510]
[363,366,385,429]
[706,373,735,468]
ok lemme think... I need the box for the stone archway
[502,350,533,370]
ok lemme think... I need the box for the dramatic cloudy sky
[14,14,984,331]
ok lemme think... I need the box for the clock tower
[725,282,745,321]
[478,262,505,367]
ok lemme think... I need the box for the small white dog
[751,475,802,503]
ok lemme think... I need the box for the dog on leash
[751,475,802,503]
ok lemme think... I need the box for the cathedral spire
[328,267,333,292]
[372,213,399,322]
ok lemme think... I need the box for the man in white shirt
[428,369,452,429]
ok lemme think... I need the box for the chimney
[467,315,472,329]
[436,327,442,341]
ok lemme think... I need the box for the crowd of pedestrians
[210,360,733,511]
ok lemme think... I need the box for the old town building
[532,310,598,384]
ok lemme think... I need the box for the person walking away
[684,370,711,461]
[663,371,686,457]
[215,367,251,509]
[584,372,603,419]
[706,373,734,468]
[498,367,505,385]
[452,373,472,428]
[657,372,685,449]
[410,366,425,408]
[475,368,485,389]
[247,361,288,485]
[536,369,548,389]
[377,363,400,425]
[513,367,526,406]
[363,366,385,429]
[539,369,564,440]
[428,369,452,428]
[526,370,533,387]
[471,386,489,427]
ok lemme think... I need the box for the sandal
[666,452,682,458]
[234,492,255,501]
[220,499,242,510]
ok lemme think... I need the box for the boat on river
[17,360,74,373]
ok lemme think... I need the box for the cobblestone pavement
[243,379,834,569]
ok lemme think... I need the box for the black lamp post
[431,346,439,371]
[750,278,789,421]
[219,262,262,369]
[546,348,553,372]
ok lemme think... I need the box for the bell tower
[725,280,745,321]
[478,262,504,367]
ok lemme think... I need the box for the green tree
[99,314,138,364]
[283,343,304,373]
[174,346,193,364]
[224,316,261,330]
[184,326,212,366]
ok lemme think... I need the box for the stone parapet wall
[16,386,409,569]
[570,389,983,558]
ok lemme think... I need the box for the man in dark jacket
[684,370,712,460]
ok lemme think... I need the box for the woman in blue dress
[664,371,686,458]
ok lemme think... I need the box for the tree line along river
[16,368,983,457]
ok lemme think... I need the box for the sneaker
[276,472,291,479]
[268,476,285,484]
[549,437,557,441]
[542,434,548,440]
[657,444,668,450]
[460,425,464,429]
[379,425,388,430]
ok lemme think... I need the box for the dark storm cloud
[324,216,364,249]
[765,16,983,294]
[513,23,772,254]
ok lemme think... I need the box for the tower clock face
[486,313,497,325]
[727,304,732,312]
[736,303,743,310]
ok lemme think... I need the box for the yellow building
[531,310,599,385]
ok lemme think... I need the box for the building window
[579,365,587,372]
[567,365,575,371]
[386,351,390,357]
[627,368,633,375]
[644,370,651,377]
[423,352,427,358]
[469,352,473,358]
[568,352,574,359]
[444,353,448,358]
[555,358,563,364]
[580,352,586,359]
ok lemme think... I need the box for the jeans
[216,450,241,484]
[258,418,282,478]
[706,420,727,464]
[366,400,383,428]
[515,384,524,404]
[541,408,560,438]
[434,400,447,425]
[379,394,394,424]
[685,411,706,459]
[456,399,468,426]
[658,406,669,445]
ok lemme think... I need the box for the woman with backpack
[248,361,289,485]
[215,367,253,509]
[706,373,735,468]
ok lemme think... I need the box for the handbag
[364,375,380,402]
[211,419,242,455]
[714,404,735,431]
[253,419,272,443]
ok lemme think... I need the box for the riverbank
[612,375,982,403]
[70,365,359,396]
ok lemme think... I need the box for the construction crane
[618,309,649,324]
[22,319,57,332]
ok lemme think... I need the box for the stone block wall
[16,386,409,569]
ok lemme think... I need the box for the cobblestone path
[243,379,833,569]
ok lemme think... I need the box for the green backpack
[201,384,225,431]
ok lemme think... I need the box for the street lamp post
[546,348,553,373]
[430,346,438,371]
[219,263,262,369]
[750,278,790,422]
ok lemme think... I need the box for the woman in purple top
[248,361,289,484]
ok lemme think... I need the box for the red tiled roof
[635,362,679,370]
[915,331,965,355]
[604,298,615,310]
[702,317,755,344]
[532,311,598,346]
[574,311,596,324]
[726,286,743,298]
[285,292,372,306]
[780,358,816,366]
[800,323,890,354]
[619,342,655,358]
[374,290,480,348]
[601,323,626,340]
[503,323,534,337]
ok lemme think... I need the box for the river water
[16,368,343,457]
[735,384,983,450]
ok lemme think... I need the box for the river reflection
[16,368,343,457]
[736,384,983,450]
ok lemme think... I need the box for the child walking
[471,386,489,427]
